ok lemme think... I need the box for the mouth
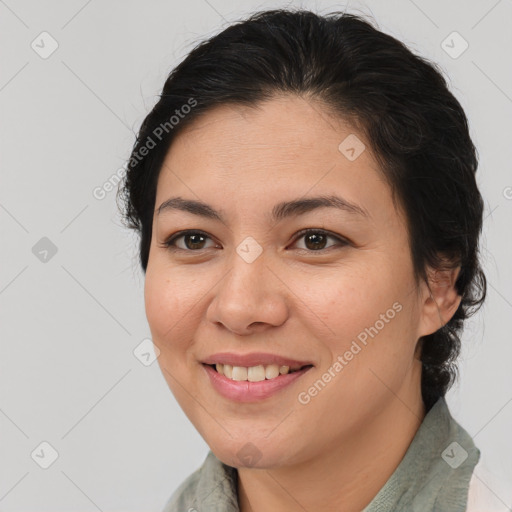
[201,361,314,402]
[203,362,314,382]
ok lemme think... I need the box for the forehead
[155,96,395,224]
[161,95,376,167]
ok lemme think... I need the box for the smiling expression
[144,94,431,469]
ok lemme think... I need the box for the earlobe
[417,266,462,338]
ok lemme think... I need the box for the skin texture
[144,95,462,512]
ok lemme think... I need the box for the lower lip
[202,364,313,403]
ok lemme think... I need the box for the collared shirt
[162,398,484,511]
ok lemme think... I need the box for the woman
[118,8,495,511]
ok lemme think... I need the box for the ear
[417,265,462,339]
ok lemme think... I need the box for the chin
[209,437,297,470]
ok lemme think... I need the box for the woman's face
[145,95,433,469]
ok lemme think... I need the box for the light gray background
[1,0,511,510]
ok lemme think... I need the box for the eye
[160,228,349,253]
[160,230,218,251]
[290,228,349,252]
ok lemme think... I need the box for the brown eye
[162,230,217,251]
[291,229,349,252]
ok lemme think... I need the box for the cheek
[144,265,204,402]
[307,263,416,379]
[144,263,203,351]
[304,264,399,341]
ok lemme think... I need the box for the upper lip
[202,352,314,369]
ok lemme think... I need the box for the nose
[206,252,289,336]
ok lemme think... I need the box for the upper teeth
[215,363,300,382]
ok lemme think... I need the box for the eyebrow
[156,194,370,223]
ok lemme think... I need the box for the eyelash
[160,228,350,254]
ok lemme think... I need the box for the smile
[209,363,311,381]
[202,363,314,402]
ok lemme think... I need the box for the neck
[237,364,426,512]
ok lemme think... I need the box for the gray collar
[362,397,480,511]
[163,398,480,511]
